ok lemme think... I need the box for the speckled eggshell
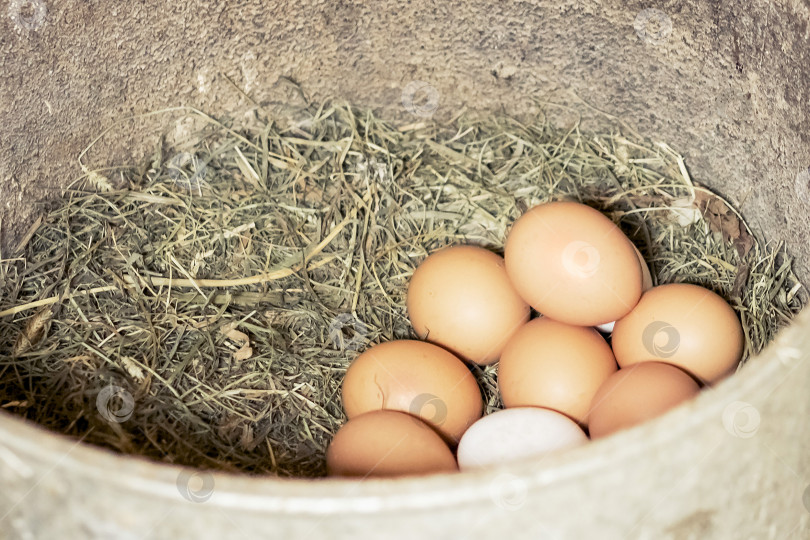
[327,410,458,477]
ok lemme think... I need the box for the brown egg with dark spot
[587,362,700,438]
[407,245,530,365]
[611,283,744,383]
[342,340,483,443]
[327,410,458,477]
[498,317,618,426]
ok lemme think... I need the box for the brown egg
[633,243,654,291]
[611,283,744,383]
[498,318,618,425]
[595,243,652,333]
[327,410,458,477]
[504,201,643,326]
[407,245,530,365]
[342,340,483,443]
[587,362,700,438]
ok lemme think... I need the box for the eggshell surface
[407,245,530,365]
[595,243,653,334]
[456,407,588,470]
[327,410,457,477]
[633,243,654,291]
[498,318,618,425]
[342,340,483,443]
[611,283,744,383]
[504,201,643,326]
[587,362,700,438]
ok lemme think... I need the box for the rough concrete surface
[0,0,808,538]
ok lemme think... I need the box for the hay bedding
[0,101,802,477]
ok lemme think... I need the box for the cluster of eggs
[327,201,744,477]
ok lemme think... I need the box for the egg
[587,362,700,438]
[611,283,744,383]
[341,340,483,443]
[456,407,588,470]
[504,201,643,326]
[595,243,653,334]
[634,243,654,291]
[594,321,617,334]
[407,245,530,365]
[327,410,457,477]
[498,317,618,425]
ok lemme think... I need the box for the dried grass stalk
[0,100,803,477]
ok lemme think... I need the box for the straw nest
[0,99,803,477]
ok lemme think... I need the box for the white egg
[596,321,615,334]
[456,407,588,470]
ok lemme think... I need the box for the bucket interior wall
[1,1,809,539]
